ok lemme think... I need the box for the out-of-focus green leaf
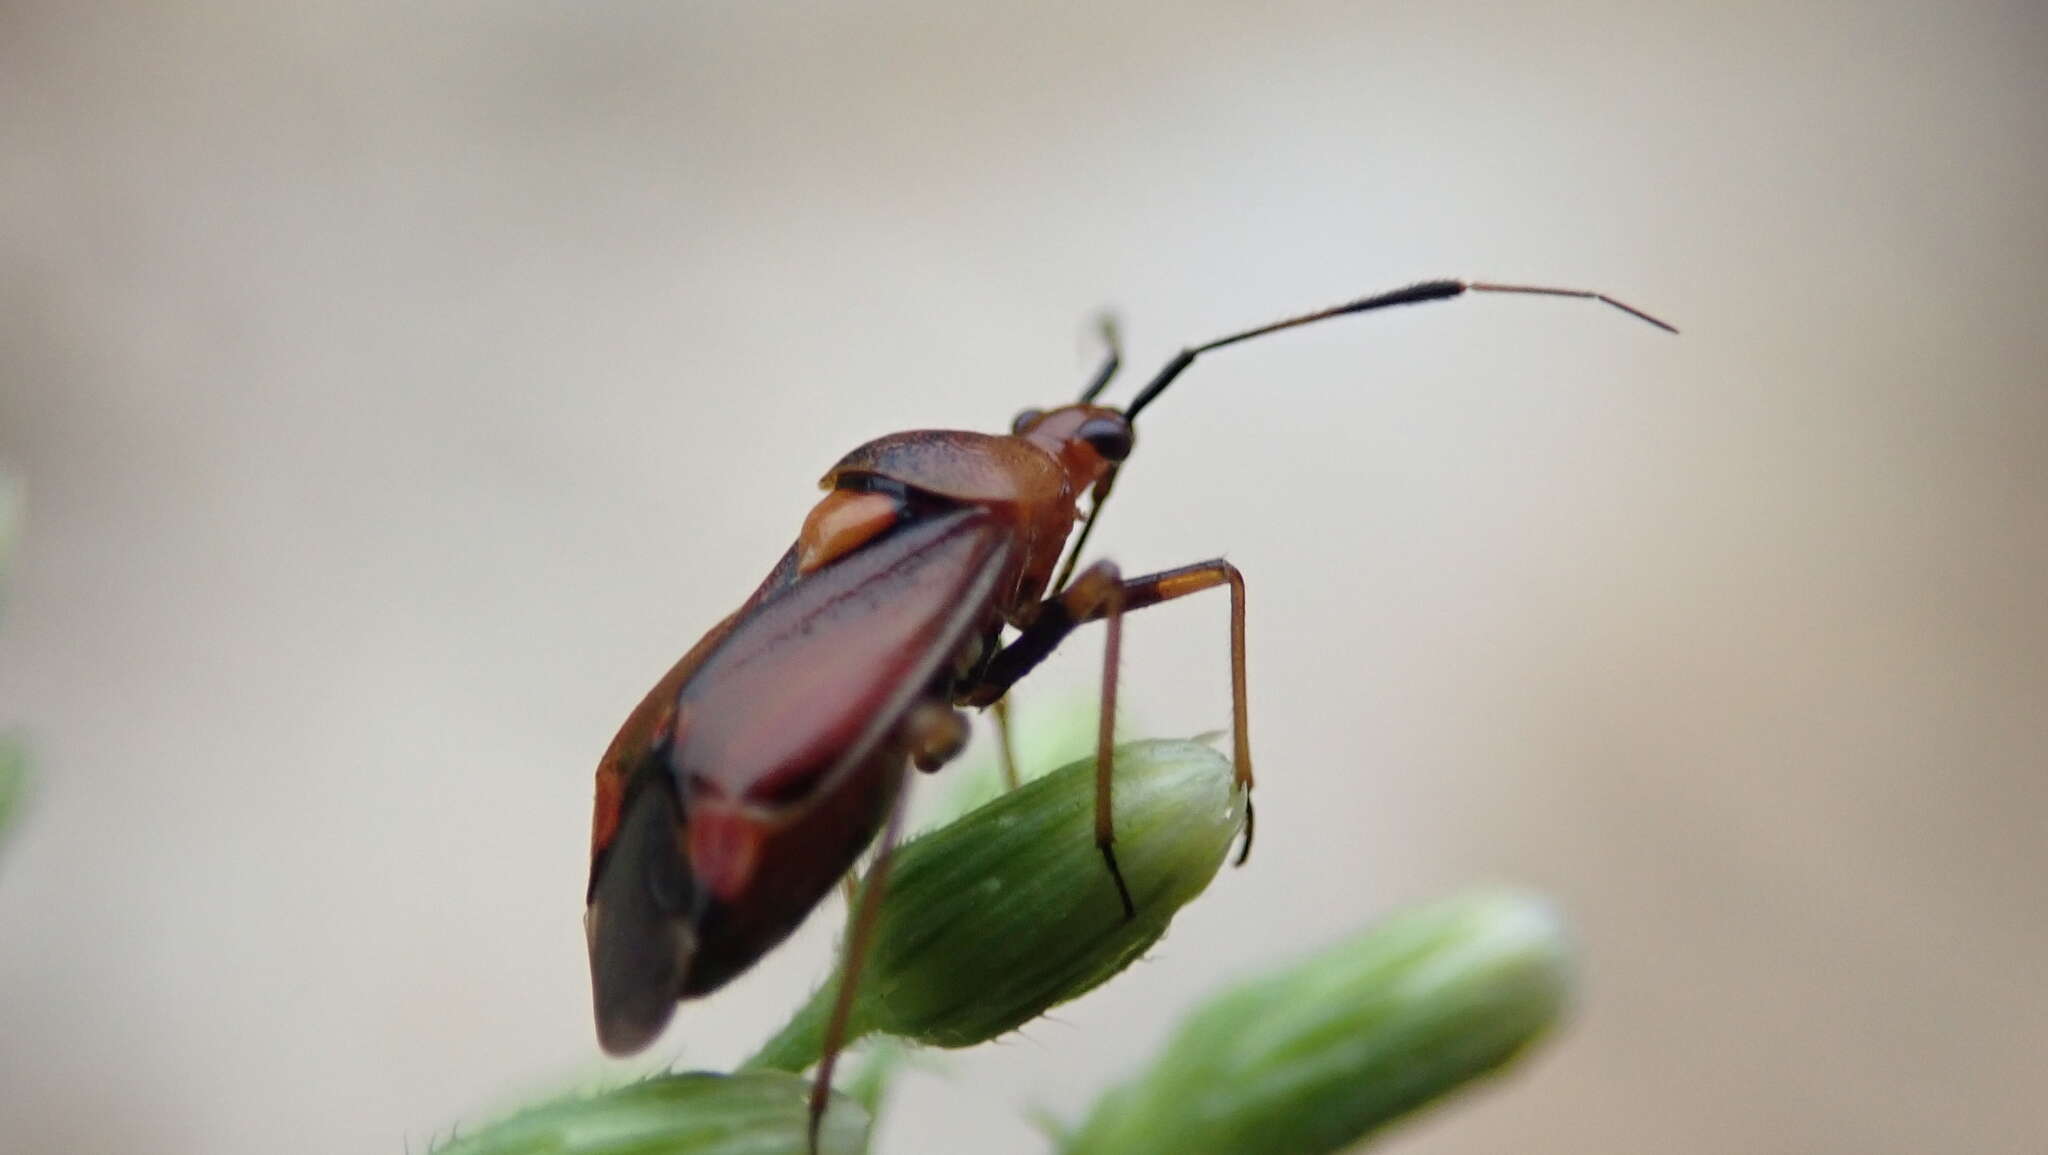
[0,739,23,851]
[0,473,19,571]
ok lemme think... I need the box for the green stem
[743,983,840,1072]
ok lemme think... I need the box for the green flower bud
[434,1071,869,1155]
[748,738,1246,1070]
[1064,891,1573,1155]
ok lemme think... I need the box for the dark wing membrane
[672,506,1010,809]
[586,764,693,1055]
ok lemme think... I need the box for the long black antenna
[1120,279,1676,422]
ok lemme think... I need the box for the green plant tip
[1063,890,1574,1155]
[748,738,1246,1070]
[433,1070,870,1155]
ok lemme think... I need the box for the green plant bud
[1064,890,1573,1155]
[434,1071,869,1155]
[748,738,1246,1071]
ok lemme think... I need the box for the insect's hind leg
[808,771,914,1153]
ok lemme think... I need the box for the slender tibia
[990,696,1022,790]
[807,778,913,1152]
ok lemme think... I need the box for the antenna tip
[1613,299,1681,334]
[1465,281,1679,334]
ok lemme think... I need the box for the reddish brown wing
[586,546,799,868]
[671,506,1011,810]
[585,506,1013,1054]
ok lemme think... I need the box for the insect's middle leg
[989,697,1023,790]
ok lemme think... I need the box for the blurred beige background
[2,2,2043,1152]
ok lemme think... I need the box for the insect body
[585,403,1183,1050]
[583,279,1673,1124]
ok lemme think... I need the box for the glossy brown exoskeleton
[583,278,1673,1137]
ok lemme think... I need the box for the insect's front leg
[957,561,1131,915]
[962,558,1257,892]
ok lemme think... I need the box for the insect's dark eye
[1010,408,1045,435]
[1076,416,1134,462]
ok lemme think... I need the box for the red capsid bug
[583,278,1675,1140]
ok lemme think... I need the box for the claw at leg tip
[1099,841,1137,920]
[1233,791,1256,867]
